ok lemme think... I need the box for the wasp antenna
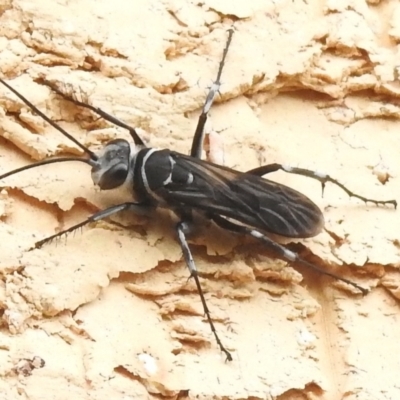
[39,78,146,147]
[0,78,98,161]
[0,157,94,181]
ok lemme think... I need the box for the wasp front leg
[33,202,151,249]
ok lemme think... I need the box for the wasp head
[90,139,134,190]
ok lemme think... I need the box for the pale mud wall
[0,1,399,399]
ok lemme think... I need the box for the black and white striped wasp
[0,29,396,361]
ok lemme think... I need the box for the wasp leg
[209,214,369,295]
[190,28,235,159]
[39,79,144,146]
[34,202,150,249]
[176,220,233,361]
[247,163,397,208]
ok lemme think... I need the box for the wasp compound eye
[94,164,129,190]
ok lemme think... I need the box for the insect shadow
[0,29,397,361]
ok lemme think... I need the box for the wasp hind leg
[209,213,369,295]
[247,163,397,208]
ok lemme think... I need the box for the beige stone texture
[0,1,399,399]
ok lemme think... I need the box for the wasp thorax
[91,139,131,190]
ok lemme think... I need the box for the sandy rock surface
[0,1,399,399]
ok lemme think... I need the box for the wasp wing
[153,152,324,238]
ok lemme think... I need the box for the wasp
[0,29,396,361]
